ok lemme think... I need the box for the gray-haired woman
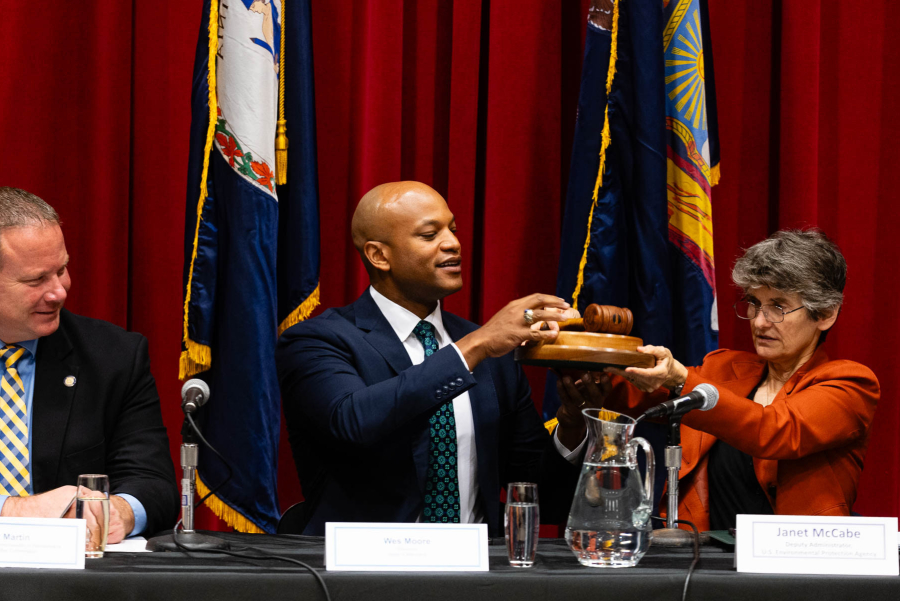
[557,230,879,530]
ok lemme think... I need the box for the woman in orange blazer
[556,230,879,531]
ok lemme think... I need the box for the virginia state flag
[545,0,720,502]
[181,0,320,533]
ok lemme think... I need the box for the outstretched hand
[456,293,572,369]
[604,344,688,393]
[554,371,610,450]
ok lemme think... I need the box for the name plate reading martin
[325,522,489,571]
[0,517,85,569]
[736,514,899,576]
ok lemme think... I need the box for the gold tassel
[571,0,621,310]
[196,475,266,534]
[275,119,288,186]
[275,0,288,185]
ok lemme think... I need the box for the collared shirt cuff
[553,426,587,465]
[450,343,473,373]
[117,493,148,536]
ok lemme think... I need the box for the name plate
[736,514,899,576]
[0,517,85,569]
[325,522,489,571]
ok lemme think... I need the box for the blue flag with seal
[181,0,320,533]
[544,0,719,507]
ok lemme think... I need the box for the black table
[4,533,898,601]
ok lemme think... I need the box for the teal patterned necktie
[413,320,460,523]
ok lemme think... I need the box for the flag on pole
[662,0,719,362]
[545,0,720,503]
[181,0,320,533]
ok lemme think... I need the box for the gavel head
[583,304,634,336]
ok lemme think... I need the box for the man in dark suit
[276,181,589,536]
[0,187,178,541]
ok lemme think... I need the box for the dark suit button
[436,390,443,398]
[455,377,464,385]
[442,385,450,394]
[448,382,457,390]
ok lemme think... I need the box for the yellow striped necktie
[0,345,30,496]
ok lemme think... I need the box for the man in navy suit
[276,181,589,536]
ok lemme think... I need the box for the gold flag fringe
[543,417,559,435]
[179,340,211,381]
[275,0,289,185]
[196,474,266,534]
[181,0,219,380]
[709,163,721,187]
[277,283,320,337]
[571,0,621,311]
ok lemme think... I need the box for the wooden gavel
[557,304,634,336]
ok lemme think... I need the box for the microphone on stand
[146,379,230,552]
[181,379,210,414]
[640,383,719,420]
[648,383,719,548]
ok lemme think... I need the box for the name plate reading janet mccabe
[0,517,86,569]
[736,514,898,576]
[325,522,489,571]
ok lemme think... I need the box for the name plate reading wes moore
[0,517,85,569]
[325,522,489,571]
[736,514,898,576]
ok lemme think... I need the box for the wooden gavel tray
[514,331,655,371]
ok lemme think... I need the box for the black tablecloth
[4,533,897,601]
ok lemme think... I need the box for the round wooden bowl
[514,331,655,371]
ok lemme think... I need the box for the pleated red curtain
[0,0,896,527]
[709,0,900,517]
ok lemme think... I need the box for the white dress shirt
[368,287,484,524]
[368,287,585,524]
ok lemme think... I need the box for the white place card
[736,514,899,576]
[0,517,85,569]
[325,522,489,571]
[105,536,150,553]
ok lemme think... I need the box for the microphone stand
[649,415,709,547]
[146,417,230,552]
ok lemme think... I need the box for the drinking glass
[505,482,539,567]
[76,474,109,558]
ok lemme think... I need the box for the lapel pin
[64,376,76,388]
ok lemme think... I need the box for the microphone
[641,383,719,420]
[181,379,210,414]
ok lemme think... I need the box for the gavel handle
[558,318,585,330]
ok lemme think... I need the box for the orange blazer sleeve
[680,350,879,461]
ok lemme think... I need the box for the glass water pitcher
[565,408,655,567]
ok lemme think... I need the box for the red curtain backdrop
[0,0,896,528]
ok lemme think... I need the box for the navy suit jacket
[276,290,578,536]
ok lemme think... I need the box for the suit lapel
[31,313,79,493]
[354,290,413,376]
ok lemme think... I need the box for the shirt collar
[368,286,447,345]
[0,338,38,358]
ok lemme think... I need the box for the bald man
[276,182,586,536]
